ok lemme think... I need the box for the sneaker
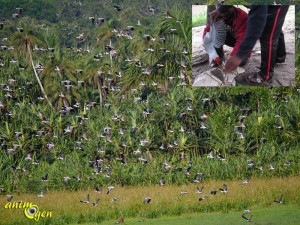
[275,59,286,64]
[246,72,269,86]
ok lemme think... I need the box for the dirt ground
[192,6,295,87]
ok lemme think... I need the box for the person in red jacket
[203,5,251,67]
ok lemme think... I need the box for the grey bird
[144,197,151,203]
[210,190,217,195]
[107,186,114,194]
[80,194,90,203]
[7,195,13,202]
[196,186,204,194]
[199,196,207,201]
[95,187,102,193]
[274,194,283,204]
[92,199,100,206]
[219,184,228,193]
[42,173,48,182]
[203,19,226,66]
[242,212,253,222]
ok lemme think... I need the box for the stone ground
[192,6,295,87]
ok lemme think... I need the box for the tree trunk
[27,43,53,109]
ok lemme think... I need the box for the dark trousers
[259,5,289,81]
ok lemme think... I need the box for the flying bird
[113,5,122,11]
[219,184,228,193]
[38,190,45,198]
[42,173,48,182]
[159,177,165,186]
[92,199,100,206]
[95,187,102,193]
[274,194,283,204]
[196,186,204,194]
[7,195,13,202]
[199,196,207,201]
[107,186,114,194]
[80,194,90,203]
[210,190,217,195]
[242,212,253,222]
[144,197,151,203]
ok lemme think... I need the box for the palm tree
[11,19,53,109]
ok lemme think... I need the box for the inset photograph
[192,5,295,87]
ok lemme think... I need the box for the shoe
[275,58,285,64]
[246,72,269,86]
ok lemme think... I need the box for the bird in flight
[38,189,45,198]
[199,196,207,201]
[219,184,228,193]
[42,173,48,182]
[107,186,114,194]
[92,199,100,206]
[113,5,122,11]
[7,195,13,202]
[144,197,151,203]
[196,186,204,194]
[159,177,165,186]
[80,194,90,203]
[242,212,253,222]
[274,194,283,204]
[210,190,217,195]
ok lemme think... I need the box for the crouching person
[203,5,251,67]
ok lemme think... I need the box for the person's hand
[223,55,242,73]
[209,10,221,21]
[202,24,210,40]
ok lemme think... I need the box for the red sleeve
[202,23,210,39]
[230,8,248,56]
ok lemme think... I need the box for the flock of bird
[2,182,285,223]
[0,2,298,224]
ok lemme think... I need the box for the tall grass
[0,176,299,225]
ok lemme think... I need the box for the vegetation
[0,177,299,225]
[192,8,206,27]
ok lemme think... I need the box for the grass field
[75,205,300,225]
[1,176,300,225]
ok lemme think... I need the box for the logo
[4,201,52,221]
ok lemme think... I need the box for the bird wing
[43,173,48,180]
[209,19,227,48]
[278,194,283,202]
[242,213,253,221]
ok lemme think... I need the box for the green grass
[19,205,300,225]
[192,11,206,27]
